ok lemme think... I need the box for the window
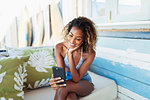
[92,0,108,23]
[90,0,150,24]
[113,0,150,22]
[92,0,106,17]
[118,0,141,15]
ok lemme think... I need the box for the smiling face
[63,17,97,53]
[67,26,84,49]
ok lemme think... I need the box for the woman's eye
[69,35,73,37]
[76,39,81,41]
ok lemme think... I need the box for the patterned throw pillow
[0,56,29,100]
[6,47,56,89]
[6,46,53,57]
[25,48,56,89]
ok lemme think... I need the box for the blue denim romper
[64,47,92,83]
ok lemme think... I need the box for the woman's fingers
[50,77,61,82]
[59,84,66,87]
[50,79,64,86]
[68,44,81,54]
[52,84,67,90]
[52,83,66,88]
[49,75,66,90]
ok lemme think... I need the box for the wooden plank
[118,86,148,100]
[97,32,150,39]
[93,57,150,85]
[96,46,150,70]
[96,37,150,54]
[97,29,150,32]
[118,92,133,100]
[93,34,150,99]
[89,65,150,99]
[96,21,150,30]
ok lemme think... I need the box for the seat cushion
[24,71,117,100]
[24,87,55,100]
[80,71,117,100]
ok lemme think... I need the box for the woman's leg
[66,92,78,100]
[54,80,94,100]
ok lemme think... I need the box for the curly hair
[63,16,97,53]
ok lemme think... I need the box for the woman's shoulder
[84,49,95,55]
[83,50,95,61]
[55,42,67,52]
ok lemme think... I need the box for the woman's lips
[70,43,75,47]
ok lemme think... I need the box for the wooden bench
[25,71,117,100]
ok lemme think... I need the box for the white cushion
[24,87,55,100]
[80,71,117,100]
[24,71,117,100]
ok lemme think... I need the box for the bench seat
[24,71,117,100]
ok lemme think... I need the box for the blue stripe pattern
[90,33,150,99]
[90,63,150,99]
[96,37,150,54]
[98,32,150,39]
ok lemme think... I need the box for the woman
[50,16,97,100]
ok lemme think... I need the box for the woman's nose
[70,38,75,44]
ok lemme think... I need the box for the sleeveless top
[64,47,92,83]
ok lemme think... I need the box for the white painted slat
[96,47,150,71]
[118,92,133,100]
[96,21,150,30]
[118,86,148,100]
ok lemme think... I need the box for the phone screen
[52,66,66,85]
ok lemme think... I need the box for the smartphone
[52,66,66,85]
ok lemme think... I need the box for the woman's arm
[55,43,66,68]
[68,51,95,82]
[55,43,70,72]
[49,43,66,90]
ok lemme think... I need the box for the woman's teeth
[70,43,75,47]
[71,44,75,46]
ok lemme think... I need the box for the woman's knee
[66,93,77,100]
[56,87,68,95]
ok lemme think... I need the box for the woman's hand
[67,44,82,55]
[49,74,66,90]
